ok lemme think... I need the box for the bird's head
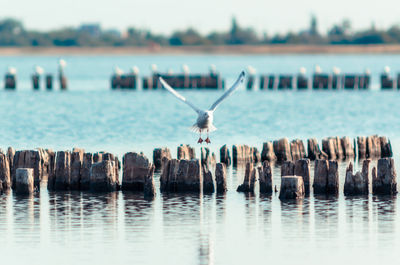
[203,111,213,120]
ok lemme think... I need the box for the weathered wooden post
[58,59,67,90]
[153,147,171,170]
[381,66,394,89]
[111,67,123,89]
[237,162,257,193]
[281,161,295,177]
[201,147,216,170]
[144,165,156,199]
[0,151,11,190]
[380,136,393,158]
[232,145,253,167]
[46,74,53,90]
[122,152,152,191]
[261,141,277,162]
[177,144,196,160]
[80,152,93,190]
[372,158,397,195]
[273,138,291,162]
[330,67,342,89]
[90,160,118,192]
[307,138,327,160]
[290,139,306,161]
[5,67,17,90]
[327,160,339,194]
[32,66,43,90]
[258,160,273,194]
[295,159,310,194]
[53,151,71,190]
[203,166,215,193]
[296,67,308,90]
[165,159,202,192]
[312,65,329,89]
[343,75,357,89]
[70,148,84,190]
[215,163,227,193]
[357,136,367,159]
[128,66,139,89]
[246,66,256,90]
[313,159,338,195]
[15,168,34,194]
[278,75,293,89]
[366,135,381,158]
[279,176,305,200]
[220,144,232,166]
[344,160,369,195]
[341,136,355,159]
[12,150,41,188]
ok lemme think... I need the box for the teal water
[0,54,399,265]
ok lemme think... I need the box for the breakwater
[0,135,395,200]
[6,63,400,90]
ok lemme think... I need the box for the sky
[1,0,400,35]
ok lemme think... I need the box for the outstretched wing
[159,77,201,114]
[209,71,245,112]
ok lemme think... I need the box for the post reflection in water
[0,172,399,265]
[372,195,397,243]
[12,192,39,245]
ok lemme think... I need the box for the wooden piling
[177,144,196,160]
[372,158,397,195]
[122,152,151,191]
[344,160,369,196]
[281,161,295,177]
[46,74,53,90]
[0,151,11,190]
[261,141,277,162]
[15,168,34,194]
[89,160,118,192]
[220,144,232,166]
[366,135,381,159]
[5,73,16,90]
[258,160,273,194]
[153,147,172,170]
[313,159,329,194]
[279,176,305,200]
[144,165,156,199]
[294,159,311,194]
[273,138,291,162]
[237,162,256,193]
[215,163,227,193]
[32,74,40,90]
[290,139,306,161]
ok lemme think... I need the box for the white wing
[159,77,201,114]
[209,71,245,112]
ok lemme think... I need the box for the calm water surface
[0,54,399,264]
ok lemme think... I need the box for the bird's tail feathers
[190,124,217,133]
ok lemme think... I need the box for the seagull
[159,71,245,144]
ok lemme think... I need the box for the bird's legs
[197,129,203,144]
[205,129,211,144]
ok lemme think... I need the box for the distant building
[78,23,101,37]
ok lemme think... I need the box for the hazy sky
[2,0,400,35]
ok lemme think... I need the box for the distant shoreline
[1,45,400,55]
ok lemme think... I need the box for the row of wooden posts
[0,135,392,198]
[5,73,68,90]
[111,73,224,90]
[2,146,396,200]
[246,73,371,90]
[237,157,396,200]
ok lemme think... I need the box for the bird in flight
[159,71,245,144]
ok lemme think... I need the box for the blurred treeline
[2,16,400,46]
